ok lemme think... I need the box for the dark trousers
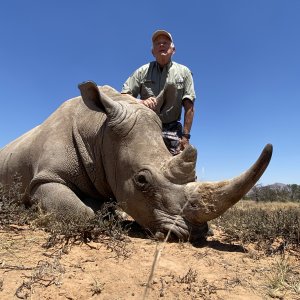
[162,121,182,156]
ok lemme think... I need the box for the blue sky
[0,0,299,185]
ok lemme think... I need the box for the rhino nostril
[137,174,147,184]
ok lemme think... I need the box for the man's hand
[141,97,157,110]
[180,136,190,151]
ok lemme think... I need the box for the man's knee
[163,137,180,156]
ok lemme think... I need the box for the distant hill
[267,183,289,190]
[246,183,300,201]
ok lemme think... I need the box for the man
[121,30,196,155]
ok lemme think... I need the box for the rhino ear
[78,80,120,115]
[78,80,105,111]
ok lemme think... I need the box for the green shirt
[121,61,196,124]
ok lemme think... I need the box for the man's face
[152,35,175,65]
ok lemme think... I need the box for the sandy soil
[0,225,299,300]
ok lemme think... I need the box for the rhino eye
[134,169,152,189]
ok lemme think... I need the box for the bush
[0,177,130,258]
[213,201,300,251]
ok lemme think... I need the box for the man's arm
[121,66,158,110]
[181,99,194,149]
[121,63,159,109]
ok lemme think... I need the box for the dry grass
[0,181,132,298]
[1,183,300,299]
[142,200,300,299]
[36,203,131,259]
[14,258,64,299]
[90,278,105,296]
[212,200,300,252]
[0,179,131,259]
[266,254,300,298]
[0,175,39,227]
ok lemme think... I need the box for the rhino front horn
[183,144,273,224]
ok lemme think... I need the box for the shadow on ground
[122,220,246,253]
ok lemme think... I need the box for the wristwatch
[182,133,191,139]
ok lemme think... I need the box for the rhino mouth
[153,209,209,241]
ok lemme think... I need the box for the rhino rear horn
[163,145,197,184]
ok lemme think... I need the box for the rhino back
[0,95,111,200]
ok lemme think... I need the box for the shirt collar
[155,60,173,72]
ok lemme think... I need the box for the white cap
[152,30,173,43]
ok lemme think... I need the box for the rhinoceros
[0,81,272,241]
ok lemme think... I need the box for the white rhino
[0,81,273,241]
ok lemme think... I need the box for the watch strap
[182,133,191,139]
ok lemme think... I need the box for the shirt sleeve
[182,68,196,102]
[121,69,142,97]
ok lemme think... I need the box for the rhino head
[79,81,273,241]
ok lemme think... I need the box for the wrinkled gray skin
[0,81,273,241]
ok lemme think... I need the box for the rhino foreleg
[31,183,95,220]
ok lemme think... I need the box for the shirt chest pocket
[174,76,184,90]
